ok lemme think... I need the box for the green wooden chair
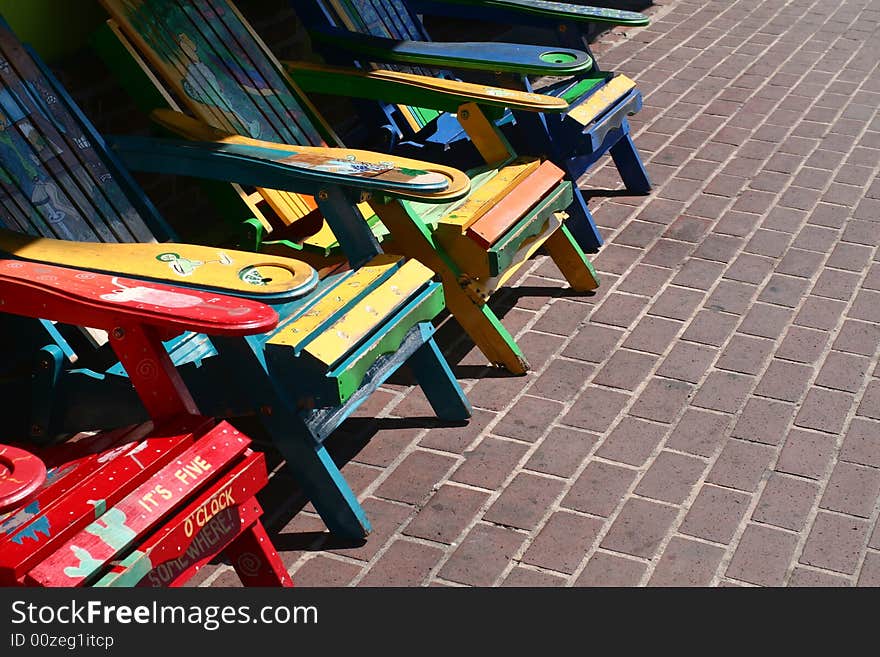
[0,16,471,539]
[94,0,601,376]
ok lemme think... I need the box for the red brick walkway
[206,0,880,587]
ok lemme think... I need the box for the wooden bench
[0,259,291,587]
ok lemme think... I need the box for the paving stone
[800,512,871,575]
[648,537,726,587]
[622,316,684,354]
[788,568,851,587]
[493,396,564,442]
[857,380,880,420]
[635,451,707,504]
[375,451,458,505]
[795,388,855,434]
[292,556,362,588]
[753,360,813,403]
[451,438,529,491]
[716,334,774,375]
[666,408,732,457]
[752,473,819,531]
[600,498,679,559]
[738,303,794,339]
[705,280,757,315]
[563,386,631,433]
[525,427,598,478]
[815,351,871,393]
[483,473,566,531]
[731,397,796,446]
[561,460,638,517]
[438,524,527,586]
[522,512,604,574]
[832,320,880,357]
[629,377,694,423]
[501,567,566,587]
[693,371,755,413]
[819,462,880,519]
[358,540,444,587]
[726,524,800,586]
[404,485,490,544]
[680,485,752,544]
[757,274,811,308]
[596,417,668,467]
[563,324,625,363]
[574,552,647,587]
[593,349,659,391]
[776,326,829,364]
[839,418,880,468]
[707,439,776,492]
[776,428,838,480]
[682,310,740,346]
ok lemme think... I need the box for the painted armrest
[307,25,592,75]
[411,0,650,27]
[282,60,569,114]
[112,110,471,204]
[0,259,278,337]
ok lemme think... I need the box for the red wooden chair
[0,260,292,587]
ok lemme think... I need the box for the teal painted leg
[409,325,472,421]
[261,408,372,539]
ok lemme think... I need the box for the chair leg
[610,132,652,194]
[261,409,371,540]
[544,224,601,292]
[226,519,293,587]
[561,179,604,254]
[443,282,531,375]
[408,329,472,421]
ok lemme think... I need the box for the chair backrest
[102,0,336,147]
[298,0,449,133]
[0,18,171,245]
[100,0,364,230]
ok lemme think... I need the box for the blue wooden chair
[294,0,652,253]
[0,17,471,540]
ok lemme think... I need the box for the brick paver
[189,0,880,587]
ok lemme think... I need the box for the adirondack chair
[409,0,650,55]
[293,0,652,254]
[0,18,472,540]
[0,260,292,587]
[93,0,601,377]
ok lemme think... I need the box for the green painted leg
[409,325,472,421]
[544,224,600,292]
[260,408,371,539]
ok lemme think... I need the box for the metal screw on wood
[30,424,42,435]
[459,109,470,120]
[317,190,329,200]
[111,327,125,339]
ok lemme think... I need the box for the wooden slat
[467,160,564,248]
[567,74,637,128]
[0,417,207,583]
[92,451,267,587]
[303,259,434,367]
[268,253,402,351]
[438,158,538,233]
[26,422,249,586]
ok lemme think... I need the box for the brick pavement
[199,0,880,587]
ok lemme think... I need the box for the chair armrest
[282,60,569,114]
[411,0,650,28]
[307,25,592,75]
[0,259,278,337]
[111,110,471,204]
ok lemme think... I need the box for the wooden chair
[94,0,601,376]
[0,260,292,587]
[0,18,471,540]
[294,0,652,253]
[410,0,650,57]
